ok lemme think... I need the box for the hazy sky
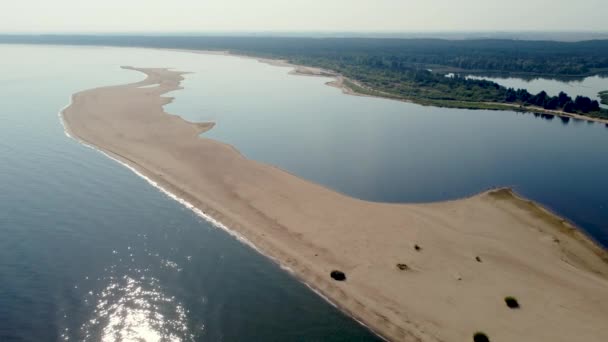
[3,0,606,33]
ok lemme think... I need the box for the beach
[62,66,608,341]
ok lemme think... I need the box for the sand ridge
[62,66,608,342]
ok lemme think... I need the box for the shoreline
[8,42,607,124]
[61,66,608,342]
[165,47,608,125]
[58,69,388,341]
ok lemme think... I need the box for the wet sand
[62,66,608,342]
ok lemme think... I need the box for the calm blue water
[2,45,608,342]
[0,45,380,341]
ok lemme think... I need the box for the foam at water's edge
[58,99,74,139]
[58,101,262,253]
[57,100,384,340]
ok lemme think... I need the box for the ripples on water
[82,276,190,342]
[62,241,193,342]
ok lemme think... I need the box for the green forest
[600,91,608,105]
[2,35,606,118]
[3,36,608,76]
[289,60,605,116]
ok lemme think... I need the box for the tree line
[291,58,604,115]
[1,35,605,117]
[503,88,600,113]
[2,35,608,76]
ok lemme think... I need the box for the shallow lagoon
[166,50,608,247]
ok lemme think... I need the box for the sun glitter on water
[64,274,193,342]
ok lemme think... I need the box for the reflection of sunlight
[82,276,192,342]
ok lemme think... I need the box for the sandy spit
[166,48,398,101]
[61,66,608,342]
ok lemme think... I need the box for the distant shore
[164,48,608,125]
[278,59,608,125]
[62,66,608,342]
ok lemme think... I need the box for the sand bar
[62,67,608,342]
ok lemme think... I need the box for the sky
[2,0,606,33]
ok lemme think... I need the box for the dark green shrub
[330,270,346,281]
[473,332,490,342]
[505,296,520,309]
